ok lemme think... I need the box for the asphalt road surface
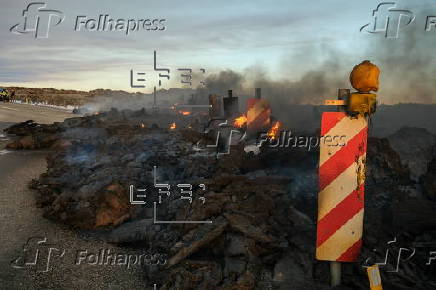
[0,103,148,289]
[0,102,74,124]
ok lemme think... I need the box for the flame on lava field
[233,114,247,128]
[179,110,191,116]
[267,121,282,140]
[140,123,145,128]
[170,122,176,130]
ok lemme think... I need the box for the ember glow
[233,114,247,128]
[170,122,176,130]
[179,110,191,116]
[267,121,282,140]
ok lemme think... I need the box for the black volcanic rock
[7,111,436,289]
[387,127,436,181]
[422,158,436,201]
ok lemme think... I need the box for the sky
[0,0,435,104]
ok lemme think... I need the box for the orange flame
[140,123,145,128]
[233,114,247,128]
[170,122,176,130]
[179,110,191,116]
[267,121,282,140]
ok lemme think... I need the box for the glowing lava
[233,114,247,128]
[179,110,191,116]
[170,122,176,130]
[267,121,282,140]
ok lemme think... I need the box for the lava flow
[179,110,191,116]
[267,121,282,140]
[233,114,247,128]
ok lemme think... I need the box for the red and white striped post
[316,112,368,285]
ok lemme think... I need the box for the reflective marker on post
[367,265,383,290]
[325,99,345,106]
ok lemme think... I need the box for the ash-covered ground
[4,107,436,290]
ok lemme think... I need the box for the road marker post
[316,61,380,287]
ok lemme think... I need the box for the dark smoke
[368,4,436,104]
[196,70,245,98]
[248,61,347,106]
[195,57,347,107]
[195,3,436,106]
